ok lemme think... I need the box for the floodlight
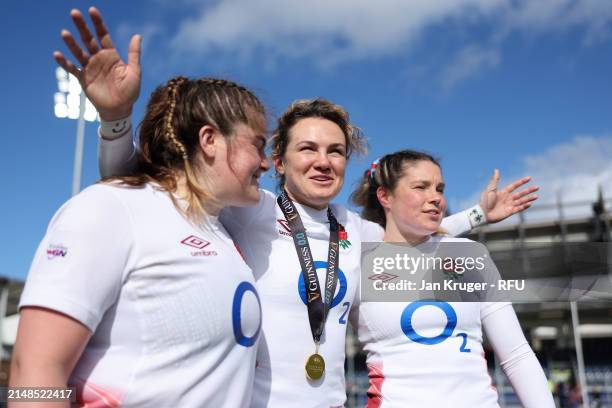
[53,67,99,197]
[55,67,67,81]
[58,78,69,93]
[67,93,80,119]
[67,74,81,95]
[54,104,68,119]
[54,67,98,123]
[54,91,68,119]
[54,92,65,105]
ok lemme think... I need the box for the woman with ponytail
[351,150,554,407]
[11,10,269,406]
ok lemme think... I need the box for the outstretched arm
[483,304,555,408]
[441,170,539,236]
[54,7,141,121]
[55,7,141,177]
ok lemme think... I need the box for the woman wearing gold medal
[239,102,533,406]
[75,8,538,407]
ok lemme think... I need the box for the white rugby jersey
[20,183,262,407]
[354,235,508,408]
[221,190,472,408]
[97,131,476,406]
[222,190,369,407]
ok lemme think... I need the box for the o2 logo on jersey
[297,261,351,325]
[232,281,262,347]
[400,301,471,352]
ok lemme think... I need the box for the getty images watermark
[360,241,612,303]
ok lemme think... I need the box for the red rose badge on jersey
[338,224,351,249]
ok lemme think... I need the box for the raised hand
[54,7,141,121]
[480,169,539,223]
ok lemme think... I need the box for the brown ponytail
[351,150,441,227]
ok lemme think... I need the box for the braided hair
[113,76,266,222]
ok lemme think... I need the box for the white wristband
[467,205,487,228]
[99,115,132,141]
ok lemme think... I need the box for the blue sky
[2,0,612,280]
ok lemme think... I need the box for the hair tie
[368,158,380,180]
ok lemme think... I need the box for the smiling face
[215,121,269,207]
[275,117,347,209]
[381,160,446,243]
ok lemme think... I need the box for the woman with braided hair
[32,8,538,407]
[11,12,269,407]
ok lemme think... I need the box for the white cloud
[116,21,162,56]
[168,0,612,78]
[170,0,507,64]
[459,135,612,223]
[502,0,612,37]
[439,45,501,91]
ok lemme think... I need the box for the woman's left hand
[480,169,539,223]
[54,7,141,121]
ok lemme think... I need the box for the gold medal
[305,353,325,380]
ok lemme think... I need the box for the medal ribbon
[277,190,340,344]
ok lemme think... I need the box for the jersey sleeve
[220,189,274,237]
[98,128,138,177]
[440,210,472,237]
[19,185,135,332]
[482,304,555,407]
[355,209,472,241]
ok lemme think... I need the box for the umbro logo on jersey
[181,235,210,249]
[277,219,292,237]
[368,272,398,283]
[181,235,218,256]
